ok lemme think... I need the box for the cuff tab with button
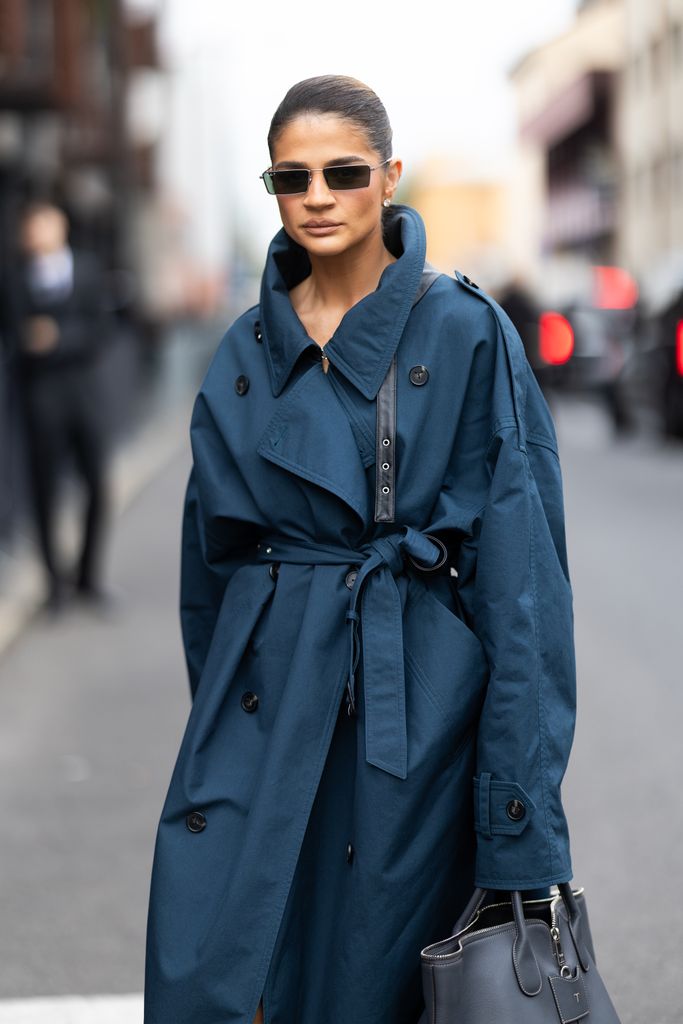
[473,774,535,837]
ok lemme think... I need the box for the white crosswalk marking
[0,995,143,1023]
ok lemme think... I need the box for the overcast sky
[130,0,579,260]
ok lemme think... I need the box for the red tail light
[539,312,574,365]
[592,265,639,309]
[677,319,683,376]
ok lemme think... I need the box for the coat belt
[254,527,446,780]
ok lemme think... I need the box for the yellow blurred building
[401,157,509,285]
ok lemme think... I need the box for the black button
[346,842,354,863]
[235,374,250,395]
[409,364,429,386]
[506,799,526,821]
[345,569,358,589]
[253,320,262,342]
[269,562,279,580]
[241,691,259,712]
[186,810,206,833]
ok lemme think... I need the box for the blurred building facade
[619,0,683,310]
[508,0,625,304]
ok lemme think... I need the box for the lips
[303,220,341,228]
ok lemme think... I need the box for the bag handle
[452,884,590,995]
[557,881,592,971]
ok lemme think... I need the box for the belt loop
[477,771,492,839]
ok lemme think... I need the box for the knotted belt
[254,527,447,780]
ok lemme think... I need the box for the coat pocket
[403,580,489,733]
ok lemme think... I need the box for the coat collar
[259,203,427,401]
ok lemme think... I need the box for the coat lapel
[256,361,370,527]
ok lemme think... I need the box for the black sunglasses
[260,159,391,196]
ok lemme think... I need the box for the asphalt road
[0,393,680,1023]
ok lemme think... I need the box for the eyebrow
[273,155,367,169]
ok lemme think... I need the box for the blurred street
[0,395,680,1023]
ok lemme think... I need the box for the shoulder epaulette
[453,270,527,450]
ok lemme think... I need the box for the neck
[302,221,396,311]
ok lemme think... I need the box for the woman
[144,75,577,1024]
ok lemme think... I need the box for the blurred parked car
[615,288,683,439]
[537,269,638,431]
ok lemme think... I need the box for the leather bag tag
[549,969,590,1022]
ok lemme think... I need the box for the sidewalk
[0,996,142,1023]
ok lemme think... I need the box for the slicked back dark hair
[267,75,393,165]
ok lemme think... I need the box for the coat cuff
[472,772,573,890]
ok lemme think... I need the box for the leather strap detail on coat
[374,353,396,522]
[254,527,445,779]
[373,262,443,523]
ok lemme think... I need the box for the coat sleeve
[457,314,577,891]
[179,464,232,700]
[179,386,261,701]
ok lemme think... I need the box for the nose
[304,168,335,206]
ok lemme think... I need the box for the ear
[384,158,402,200]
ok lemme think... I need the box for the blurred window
[652,154,667,204]
[650,36,663,87]
[674,148,683,202]
[671,22,683,71]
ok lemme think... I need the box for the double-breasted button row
[253,319,262,342]
[345,568,358,589]
[241,690,259,712]
[269,562,279,580]
[346,842,355,863]
[409,364,429,386]
[186,810,207,833]
[235,374,249,395]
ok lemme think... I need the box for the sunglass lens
[273,170,310,195]
[324,165,371,190]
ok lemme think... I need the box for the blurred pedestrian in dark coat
[12,201,112,610]
[496,274,546,385]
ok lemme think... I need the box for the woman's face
[269,112,401,258]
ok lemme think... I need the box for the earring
[383,197,391,208]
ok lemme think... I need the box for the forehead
[272,112,373,165]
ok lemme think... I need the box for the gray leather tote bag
[418,883,622,1023]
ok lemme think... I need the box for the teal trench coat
[144,204,577,1024]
